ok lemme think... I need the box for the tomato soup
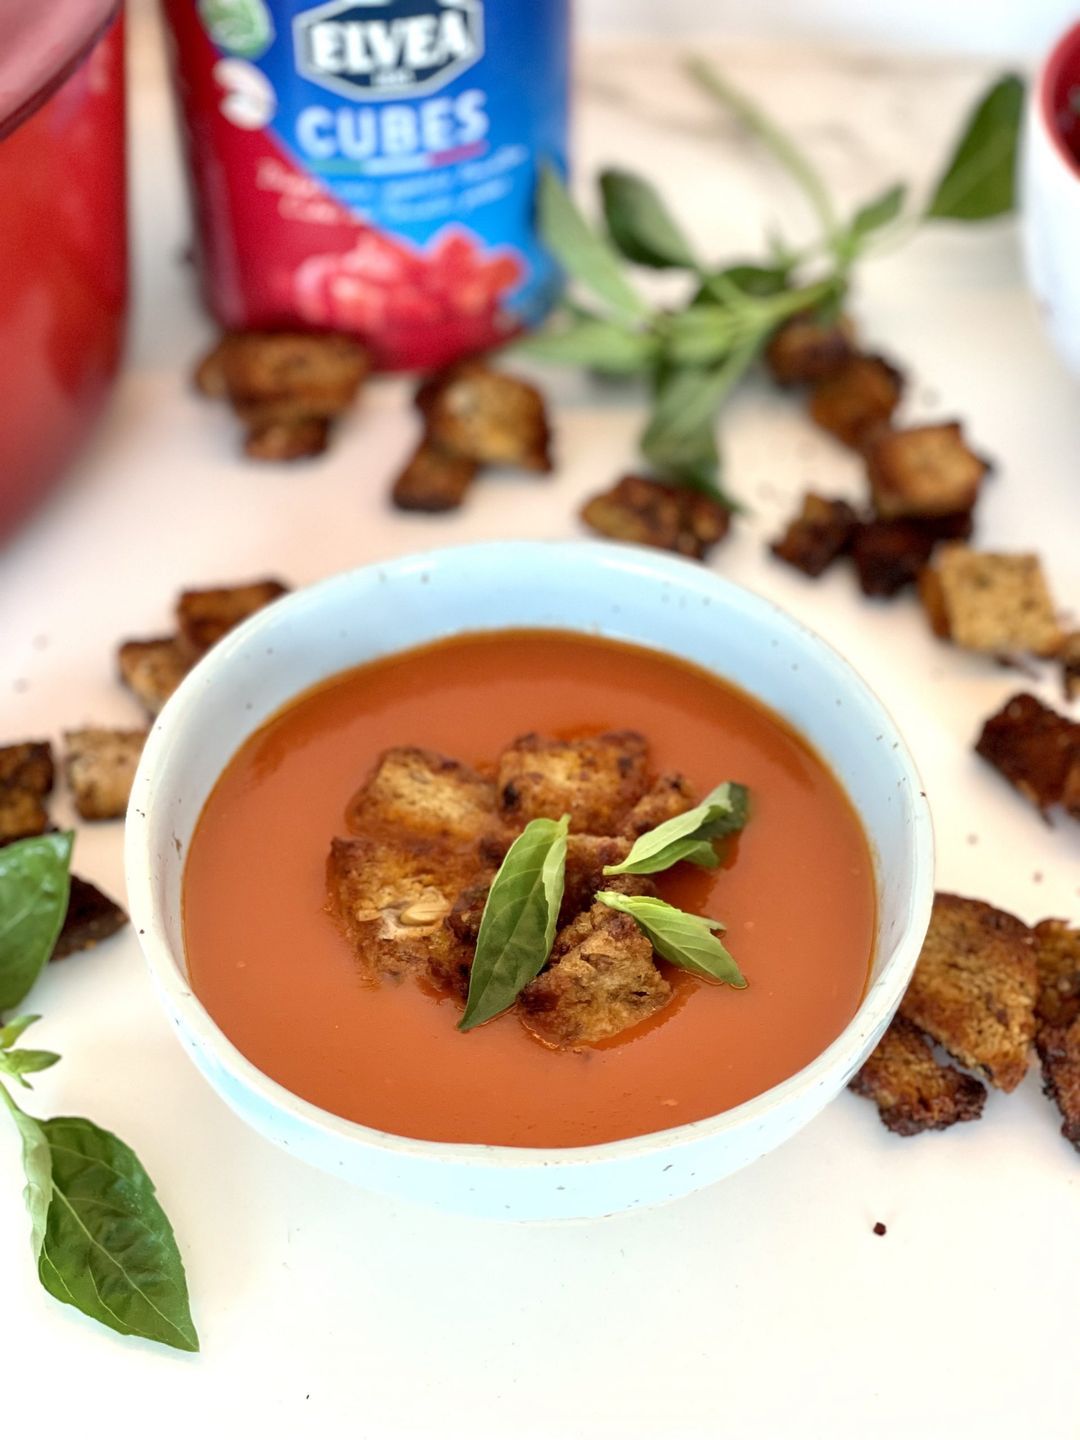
[183,630,875,1147]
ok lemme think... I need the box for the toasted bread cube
[1034,920,1080,1029]
[851,512,973,599]
[920,547,1062,657]
[420,363,552,472]
[1060,631,1080,704]
[243,417,330,462]
[0,741,54,796]
[808,354,903,449]
[622,774,698,837]
[975,692,1080,815]
[117,637,190,718]
[0,789,50,845]
[63,728,146,821]
[346,747,497,847]
[764,313,855,386]
[206,332,369,421]
[580,474,732,561]
[193,338,230,399]
[770,493,858,578]
[52,876,128,961]
[391,439,478,512]
[850,1015,987,1135]
[497,731,649,835]
[560,833,635,922]
[518,897,671,1047]
[1036,1017,1080,1152]
[176,578,289,657]
[866,423,988,519]
[898,892,1036,1091]
[1065,757,1080,821]
[327,833,476,981]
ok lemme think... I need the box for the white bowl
[1022,20,1080,377]
[125,541,933,1222]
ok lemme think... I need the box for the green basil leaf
[600,168,699,270]
[0,1083,53,1256]
[516,312,660,374]
[0,833,73,1012]
[641,344,758,495]
[537,164,651,324]
[925,74,1024,221]
[663,306,739,366]
[595,892,747,987]
[604,781,750,876]
[36,1115,199,1352]
[848,182,907,243]
[459,816,569,1032]
[0,1013,42,1050]
[697,263,790,304]
[0,1048,61,1087]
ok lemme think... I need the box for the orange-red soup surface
[184,630,875,1147]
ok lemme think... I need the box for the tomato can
[162,0,570,370]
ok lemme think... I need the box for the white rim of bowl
[125,540,935,1173]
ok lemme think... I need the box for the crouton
[63,728,146,821]
[518,897,672,1047]
[243,417,330,462]
[391,438,478,512]
[898,892,1036,1091]
[919,547,1062,657]
[1036,1017,1080,1152]
[849,1015,987,1135]
[117,637,190,718]
[1060,631,1080,704]
[975,692,1080,816]
[0,742,54,796]
[764,313,855,386]
[561,833,634,921]
[1033,919,1080,1029]
[580,474,732,561]
[851,512,973,598]
[866,423,988,519]
[497,731,649,835]
[419,363,552,472]
[175,578,289,658]
[203,331,370,422]
[770,493,858,578]
[345,747,497,847]
[622,773,698,837]
[52,876,128,961]
[808,354,904,448]
[0,789,50,845]
[327,833,477,981]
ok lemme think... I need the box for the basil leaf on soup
[604,781,750,876]
[925,73,1024,221]
[33,1115,199,1352]
[459,816,570,1032]
[600,168,700,271]
[596,891,747,987]
[0,833,73,1012]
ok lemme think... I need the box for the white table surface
[2,12,1078,1439]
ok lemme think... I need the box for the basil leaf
[641,343,758,495]
[926,74,1024,221]
[0,1084,53,1256]
[0,1013,42,1050]
[663,306,739,366]
[604,781,750,876]
[848,182,907,244]
[35,1115,199,1352]
[600,168,699,270]
[595,892,747,987]
[537,164,651,324]
[697,263,790,304]
[0,1048,61,1087]
[516,312,660,374]
[0,833,73,1012]
[459,816,569,1032]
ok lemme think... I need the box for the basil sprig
[459,815,570,1032]
[521,63,1023,500]
[0,845,198,1351]
[604,781,749,876]
[596,892,746,987]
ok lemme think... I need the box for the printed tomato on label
[162,0,570,370]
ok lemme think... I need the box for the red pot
[0,3,127,539]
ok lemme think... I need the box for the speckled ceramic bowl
[125,541,933,1221]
